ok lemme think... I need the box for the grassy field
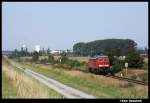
[68,57,88,62]
[2,58,63,98]
[21,56,148,63]
[18,60,148,99]
[115,69,148,81]
[20,56,88,62]
[2,71,18,98]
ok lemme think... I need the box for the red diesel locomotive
[88,55,111,75]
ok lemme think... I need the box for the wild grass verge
[2,59,63,98]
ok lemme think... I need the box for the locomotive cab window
[98,57,109,62]
[103,58,109,62]
[98,58,103,61]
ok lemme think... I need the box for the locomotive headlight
[99,65,103,67]
[105,65,109,67]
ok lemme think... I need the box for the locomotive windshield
[98,57,109,62]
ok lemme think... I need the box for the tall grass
[2,71,17,98]
[2,59,63,98]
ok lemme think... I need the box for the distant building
[21,44,28,52]
[50,49,73,55]
[51,50,61,54]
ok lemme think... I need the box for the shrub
[8,55,14,59]
[125,51,144,68]
[66,60,74,68]
[71,60,81,67]
[40,58,48,64]
[60,56,69,64]
[25,58,32,62]
[17,58,22,62]
[48,55,55,63]
[80,61,87,67]
[32,51,39,62]
[57,56,82,69]
[105,52,115,66]
[65,59,82,68]
[110,59,123,74]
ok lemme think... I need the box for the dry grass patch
[28,62,147,88]
[27,62,67,73]
[3,65,49,98]
[135,85,148,95]
[126,85,148,98]
[65,70,86,77]
[144,58,148,64]
[115,69,147,77]
[39,56,48,60]
[2,60,63,98]
[64,70,131,87]
[68,57,88,62]
[64,69,148,98]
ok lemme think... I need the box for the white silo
[35,45,40,52]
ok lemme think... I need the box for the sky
[2,2,148,51]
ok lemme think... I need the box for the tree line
[73,39,137,56]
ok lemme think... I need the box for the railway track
[105,75,148,86]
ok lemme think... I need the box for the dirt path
[24,69,95,98]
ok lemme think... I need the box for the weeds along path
[6,58,95,99]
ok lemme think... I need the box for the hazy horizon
[2,2,148,51]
